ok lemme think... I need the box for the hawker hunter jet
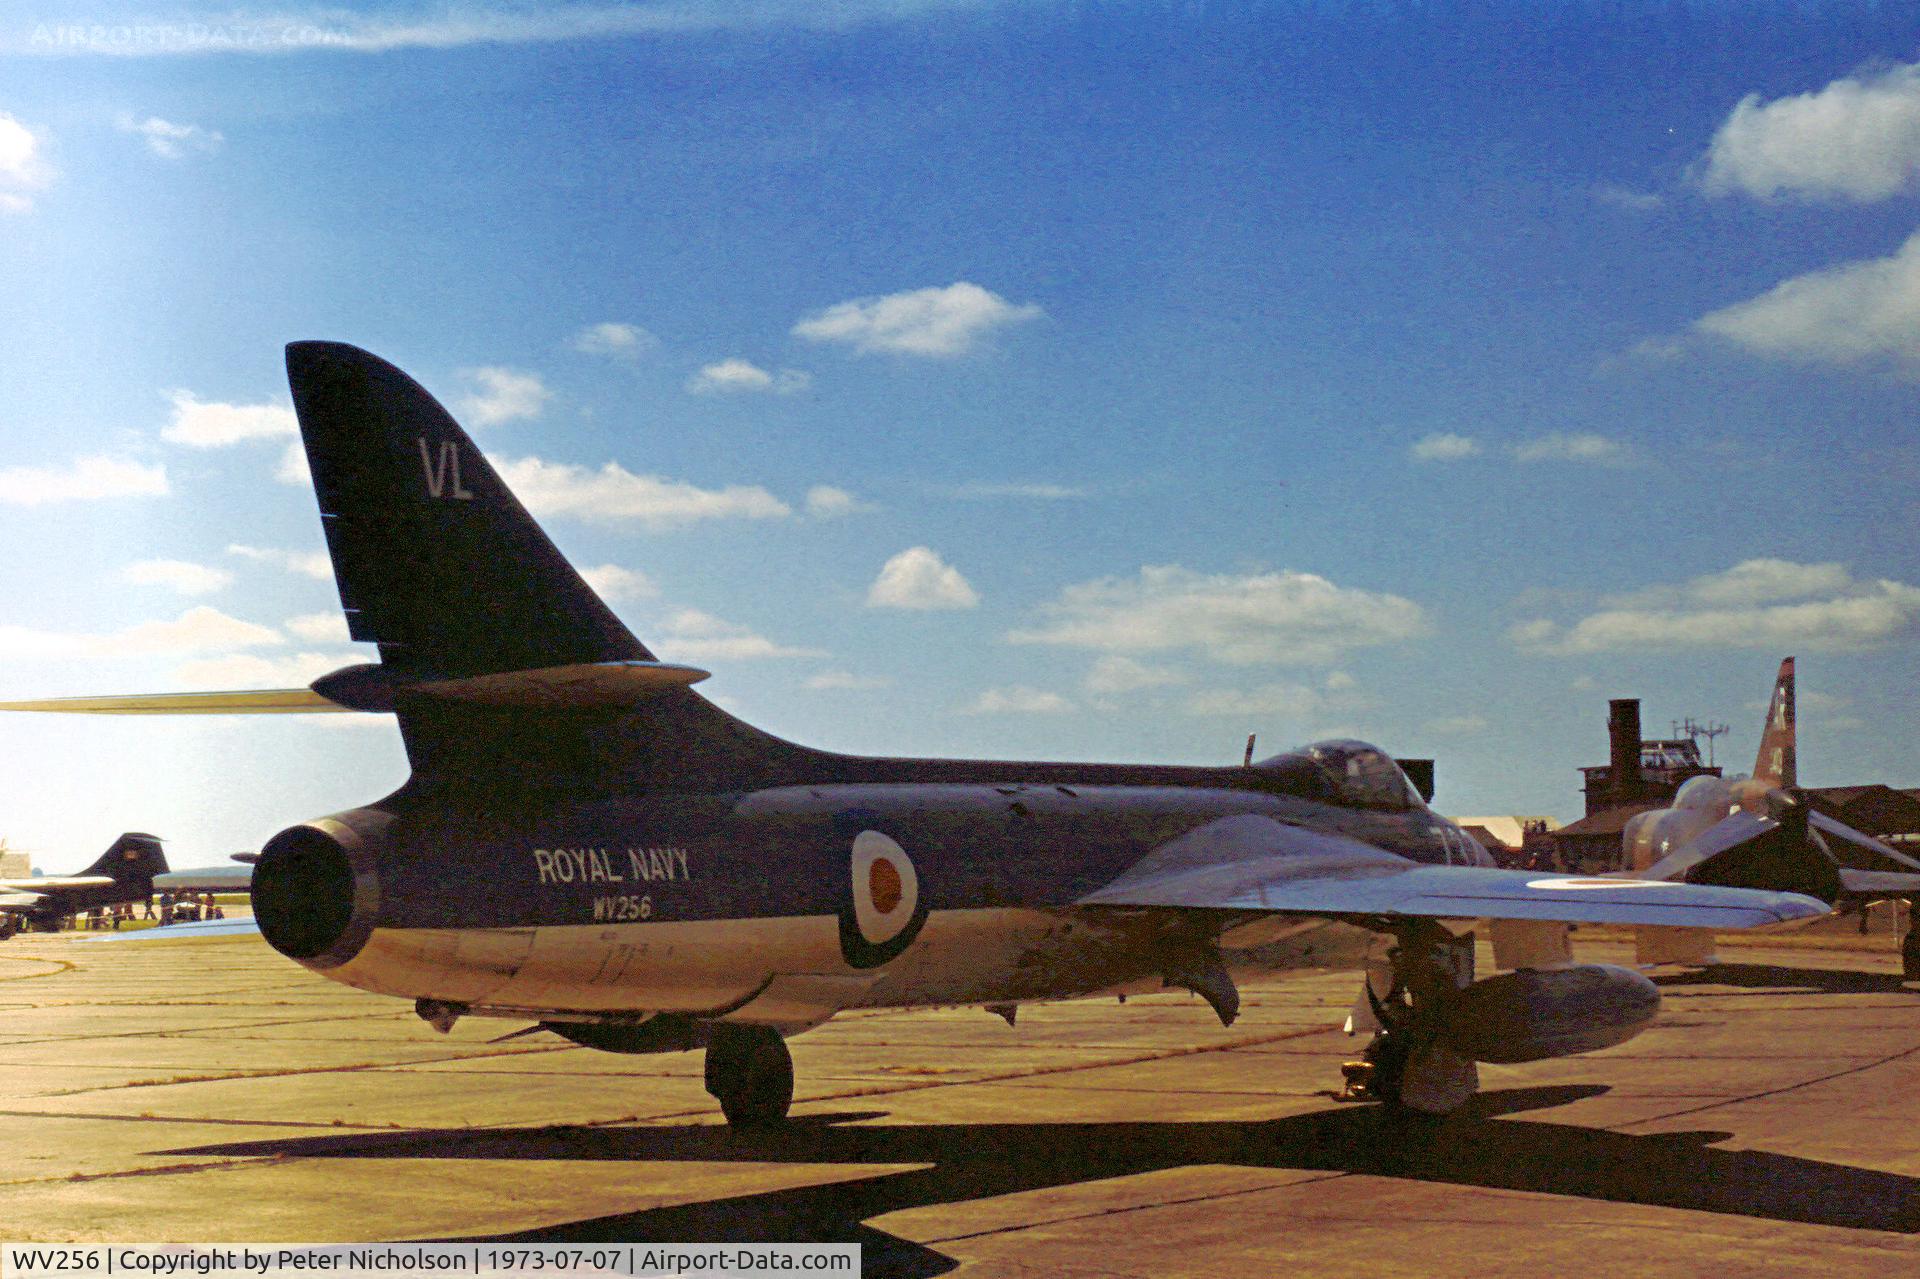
[1620,658,1920,977]
[0,833,166,937]
[0,343,1826,1120]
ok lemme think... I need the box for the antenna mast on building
[1676,717,1729,767]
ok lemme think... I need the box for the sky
[1,0,1917,870]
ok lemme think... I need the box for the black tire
[1902,926,1919,982]
[704,1025,794,1127]
[1362,1033,1412,1109]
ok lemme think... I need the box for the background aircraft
[1622,658,1920,976]
[0,343,1824,1122]
[0,833,166,937]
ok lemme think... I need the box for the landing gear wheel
[1360,1033,1413,1109]
[1902,920,1919,982]
[704,1025,794,1128]
[0,917,17,941]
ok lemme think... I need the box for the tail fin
[285,341,812,787]
[285,341,650,681]
[1753,657,1796,788]
[82,833,168,883]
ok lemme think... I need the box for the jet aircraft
[1621,658,1920,977]
[0,342,1826,1121]
[0,833,167,937]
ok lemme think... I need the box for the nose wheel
[704,1025,794,1127]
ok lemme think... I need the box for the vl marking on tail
[417,437,474,501]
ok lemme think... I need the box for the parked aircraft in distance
[1623,658,1920,978]
[0,834,166,937]
[0,343,1825,1121]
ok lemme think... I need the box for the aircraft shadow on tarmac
[167,1084,1919,1272]
[1651,963,1919,996]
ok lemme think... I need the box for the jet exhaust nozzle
[252,811,387,968]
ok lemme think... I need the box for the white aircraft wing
[1079,814,1825,930]
[0,890,46,909]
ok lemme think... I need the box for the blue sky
[1,1,1917,869]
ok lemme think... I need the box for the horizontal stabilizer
[0,689,351,715]
[0,660,711,718]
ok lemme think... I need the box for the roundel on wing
[840,830,926,968]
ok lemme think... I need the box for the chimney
[1608,698,1642,800]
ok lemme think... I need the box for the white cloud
[226,543,334,580]
[685,359,810,395]
[793,282,1043,357]
[1512,558,1920,654]
[652,608,823,662]
[161,391,297,446]
[0,455,168,505]
[0,112,50,211]
[806,670,891,691]
[1184,681,1328,718]
[1697,60,1920,202]
[1409,432,1480,462]
[5,3,991,57]
[1183,669,1371,720]
[1693,229,1920,367]
[963,686,1074,715]
[116,113,222,159]
[803,485,870,518]
[489,455,789,528]
[569,321,657,360]
[946,481,1086,500]
[1511,432,1629,465]
[1084,655,1188,695]
[866,547,980,610]
[275,440,310,485]
[457,367,549,426]
[172,650,359,690]
[285,612,350,643]
[0,606,280,660]
[121,558,232,596]
[1009,565,1427,666]
[579,564,657,601]
[1620,558,1853,609]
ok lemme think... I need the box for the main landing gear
[1339,921,1478,1115]
[704,1024,794,1127]
[1903,904,1919,982]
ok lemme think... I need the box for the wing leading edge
[1079,814,1825,930]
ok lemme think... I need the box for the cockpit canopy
[1253,739,1427,811]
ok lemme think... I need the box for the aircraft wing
[84,918,260,941]
[4,876,114,891]
[1080,814,1824,929]
[0,890,46,910]
[155,866,255,893]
